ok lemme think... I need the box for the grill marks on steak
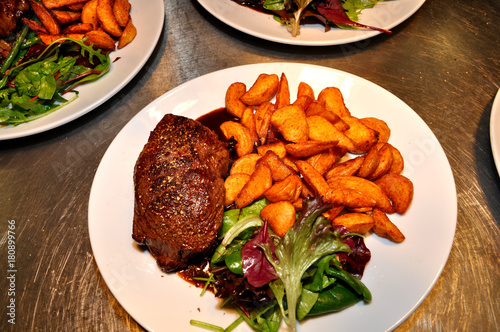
[133,114,229,272]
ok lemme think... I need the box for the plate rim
[490,88,500,175]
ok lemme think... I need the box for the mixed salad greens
[0,24,110,126]
[192,196,372,332]
[237,0,391,37]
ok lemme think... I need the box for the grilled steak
[0,0,30,38]
[133,114,229,272]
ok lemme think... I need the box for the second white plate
[89,62,457,332]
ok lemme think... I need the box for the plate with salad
[0,0,164,141]
[197,0,425,46]
[88,62,456,331]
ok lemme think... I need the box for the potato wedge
[61,23,93,34]
[264,175,303,203]
[317,87,350,117]
[113,0,131,27]
[323,206,344,220]
[81,0,99,30]
[327,176,394,214]
[368,143,394,180]
[374,173,414,214]
[97,0,122,37]
[332,213,374,234]
[29,0,60,35]
[256,150,296,182]
[285,141,338,158]
[39,33,85,45]
[84,29,115,50]
[306,101,350,132]
[240,73,279,106]
[388,144,404,174]
[297,81,315,100]
[360,117,391,143]
[325,156,364,179]
[306,115,354,151]
[254,101,274,145]
[275,72,290,110]
[293,95,314,111]
[22,18,49,34]
[117,20,136,49]
[220,121,254,157]
[305,147,345,175]
[295,160,330,196]
[42,0,87,9]
[230,153,261,175]
[341,116,379,154]
[224,173,250,206]
[324,187,376,210]
[235,163,273,208]
[240,107,259,144]
[261,201,296,237]
[225,82,247,118]
[271,105,309,143]
[372,208,405,242]
[51,10,81,24]
[357,144,380,178]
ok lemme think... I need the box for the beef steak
[133,114,229,272]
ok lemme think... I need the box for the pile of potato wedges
[25,0,136,50]
[221,73,414,242]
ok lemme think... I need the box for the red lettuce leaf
[315,0,391,34]
[241,221,278,288]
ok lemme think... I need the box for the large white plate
[490,89,500,175]
[197,0,425,46]
[89,63,457,332]
[0,0,164,141]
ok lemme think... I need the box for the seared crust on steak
[133,114,229,272]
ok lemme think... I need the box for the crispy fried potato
[357,144,380,178]
[257,150,296,182]
[297,81,315,100]
[254,101,274,145]
[271,105,309,143]
[388,144,404,174]
[372,208,405,242]
[113,0,131,27]
[240,107,259,144]
[97,0,122,37]
[42,0,87,9]
[117,20,136,49]
[230,153,261,175]
[62,22,93,34]
[256,141,287,159]
[235,163,273,208]
[323,206,344,220]
[341,116,379,154]
[306,101,350,132]
[360,117,391,143]
[261,201,296,237]
[220,121,254,157]
[51,10,81,24]
[29,0,60,35]
[275,73,290,110]
[84,29,115,50]
[305,147,345,175]
[22,18,49,34]
[325,156,364,179]
[81,0,99,29]
[224,173,250,206]
[264,175,303,203]
[324,187,376,210]
[295,160,330,196]
[317,87,350,117]
[39,33,84,44]
[368,143,394,180]
[374,173,414,214]
[327,176,394,214]
[332,213,374,234]
[293,95,314,111]
[240,73,279,106]
[225,82,247,118]
[285,141,338,158]
[306,115,354,151]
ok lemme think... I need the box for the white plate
[89,63,457,332]
[490,89,500,175]
[197,0,425,46]
[0,0,165,141]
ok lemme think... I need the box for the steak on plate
[133,114,229,272]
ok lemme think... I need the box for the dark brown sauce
[230,0,268,14]
[197,107,238,143]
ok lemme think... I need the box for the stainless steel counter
[1,0,499,331]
